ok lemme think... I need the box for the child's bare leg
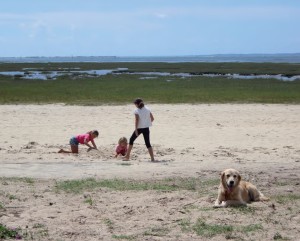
[148,147,155,162]
[71,145,79,153]
[58,149,72,153]
[58,145,78,154]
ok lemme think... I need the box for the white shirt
[134,106,152,129]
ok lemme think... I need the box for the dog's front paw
[213,201,226,208]
[214,201,228,208]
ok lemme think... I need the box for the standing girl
[123,98,155,162]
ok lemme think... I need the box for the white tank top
[134,106,152,128]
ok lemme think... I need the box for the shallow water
[1,69,299,81]
[1,54,300,63]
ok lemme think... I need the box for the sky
[0,0,299,57]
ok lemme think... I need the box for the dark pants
[129,128,151,148]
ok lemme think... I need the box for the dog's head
[221,168,241,192]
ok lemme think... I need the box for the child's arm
[115,145,120,157]
[150,112,154,122]
[84,140,93,149]
[90,139,97,149]
[84,138,97,150]
[135,114,139,136]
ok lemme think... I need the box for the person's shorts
[69,136,79,146]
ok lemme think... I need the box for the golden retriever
[213,168,269,208]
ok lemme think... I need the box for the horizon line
[1,53,300,59]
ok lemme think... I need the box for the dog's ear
[221,171,227,188]
[237,173,241,183]
[220,171,225,180]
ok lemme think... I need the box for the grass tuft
[274,194,300,204]
[0,177,34,184]
[179,219,263,237]
[192,219,233,237]
[112,234,136,240]
[143,227,169,237]
[0,224,22,239]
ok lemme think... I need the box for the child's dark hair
[92,130,99,137]
[134,98,144,109]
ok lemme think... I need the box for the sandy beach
[1,104,299,240]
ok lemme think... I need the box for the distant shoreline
[1,53,300,63]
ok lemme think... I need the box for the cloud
[155,13,168,19]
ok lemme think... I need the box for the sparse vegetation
[274,194,300,204]
[0,224,22,239]
[104,218,114,231]
[0,173,299,240]
[0,177,34,184]
[112,234,136,240]
[55,177,218,193]
[84,196,93,206]
[143,227,169,237]
[179,218,263,237]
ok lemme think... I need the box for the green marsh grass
[0,62,300,104]
[192,219,234,237]
[143,227,169,237]
[117,162,132,166]
[112,234,136,240]
[179,218,263,238]
[0,177,34,184]
[273,232,290,240]
[1,62,300,75]
[84,196,93,206]
[7,194,17,200]
[231,205,256,214]
[274,194,300,204]
[178,219,192,232]
[55,177,213,193]
[0,224,22,239]
[103,218,114,231]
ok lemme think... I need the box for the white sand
[0,104,299,179]
[1,104,300,241]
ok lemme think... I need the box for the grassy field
[0,62,300,104]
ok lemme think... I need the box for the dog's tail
[258,192,270,201]
[249,190,269,202]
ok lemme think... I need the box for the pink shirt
[115,144,128,155]
[76,134,92,144]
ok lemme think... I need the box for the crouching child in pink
[58,130,99,154]
[115,137,128,158]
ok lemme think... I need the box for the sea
[1,53,300,63]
